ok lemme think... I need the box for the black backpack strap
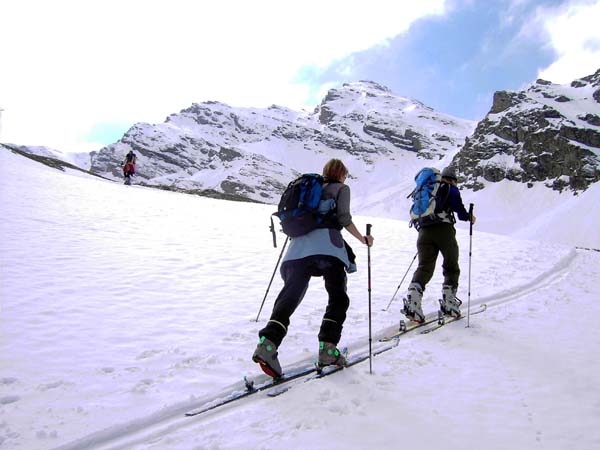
[434,182,456,224]
[435,182,451,211]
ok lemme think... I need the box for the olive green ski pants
[411,223,460,290]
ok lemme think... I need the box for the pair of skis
[421,304,487,334]
[186,304,487,417]
[185,348,381,417]
[380,303,487,342]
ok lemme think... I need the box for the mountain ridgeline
[453,69,600,192]
[89,81,475,203]
[88,71,600,203]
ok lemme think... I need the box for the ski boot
[439,285,462,317]
[252,336,282,379]
[402,282,425,323]
[317,342,347,369]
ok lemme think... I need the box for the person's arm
[337,185,374,246]
[449,186,475,223]
[345,222,374,246]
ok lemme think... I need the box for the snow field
[1,148,599,450]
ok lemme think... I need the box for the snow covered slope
[9,72,600,248]
[443,69,600,247]
[2,143,92,169]
[2,135,600,450]
[88,81,475,203]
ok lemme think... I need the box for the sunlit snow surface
[1,149,599,450]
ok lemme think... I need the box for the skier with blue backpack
[402,166,476,323]
[253,158,374,378]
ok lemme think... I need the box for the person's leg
[258,259,311,347]
[438,225,460,289]
[411,227,439,290]
[437,225,462,316]
[254,259,313,377]
[314,257,348,366]
[316,257,349,345]
[403,227,440,321]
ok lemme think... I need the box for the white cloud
[0,0,445,152]
[538,0,600,82]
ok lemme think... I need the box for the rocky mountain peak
[88,82,473,203]
[453,68,600,193]
[572,68,600,87]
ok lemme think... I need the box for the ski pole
[269,216,277,248]
[366,223,373,375]
[466,203,474,328]
[382,252,417,311]
[255,236,289,322]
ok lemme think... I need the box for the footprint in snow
[0,395,20,405]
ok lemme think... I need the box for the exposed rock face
[13,70,600,203]
[452,69,600,192]
[89,81,474,202]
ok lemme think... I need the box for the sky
[0,0,599,153]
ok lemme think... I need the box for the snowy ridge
[1,143,92,169]
[454,68,600,192]
[87,81,475,203]
[10,73,600,247]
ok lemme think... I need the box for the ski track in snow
[45,247,582,450]
[1,148,600,450]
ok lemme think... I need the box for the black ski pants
[411,223,460,291]
[259,255,349,347]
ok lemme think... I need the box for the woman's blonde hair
[322,159,348,182]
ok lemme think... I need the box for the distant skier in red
[122,150,137,185]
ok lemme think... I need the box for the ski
[187,305,487,417]
[186,344,396,415]
[379,312,442,342]
[420,303,487,334]
[266,363,327,398]
[379,303,488,342]
[266,344,396,398]
[267,348,351,398]
[185,364,318,417]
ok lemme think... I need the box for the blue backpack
[408,167,443,229]
[273,173,327,237]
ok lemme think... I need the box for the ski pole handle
[365,224,372,245]
[469,203,474,234]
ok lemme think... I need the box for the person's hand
[364,235,374,247]
[471,214,477,225]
